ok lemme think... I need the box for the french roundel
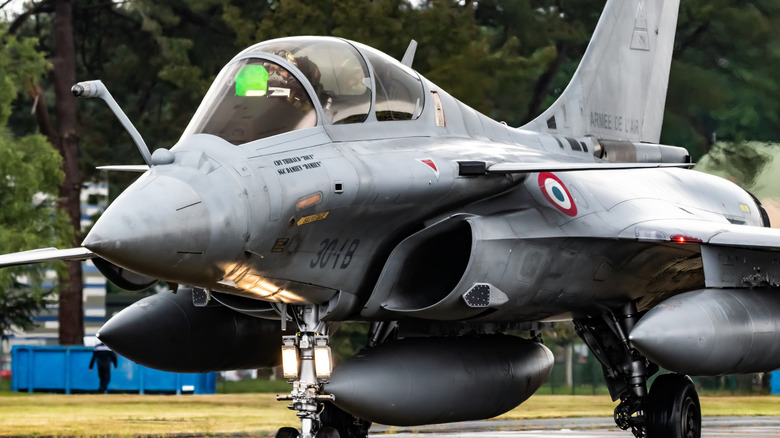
[538,172,577,217]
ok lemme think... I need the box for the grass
[216,378,291,394]
[2,391,780,437]
[0,393,298,437]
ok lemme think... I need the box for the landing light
[281,336,298,379]
[635,227,666,241]
[314,336,332,379]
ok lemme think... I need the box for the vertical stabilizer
[521,0,680,143]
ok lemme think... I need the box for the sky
[0,0,26,21]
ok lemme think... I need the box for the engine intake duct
[97,288,281,372]
[363,218,473,318]
[630,288,780,375]
[325,335,553,426]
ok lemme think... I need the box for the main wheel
[275,427,300,438]
[646,374,701,438]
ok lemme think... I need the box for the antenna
[401,40,418,68]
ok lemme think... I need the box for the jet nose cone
[83,174,211,281]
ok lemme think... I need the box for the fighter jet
[3,0,780,437]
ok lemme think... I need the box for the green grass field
[2,391,780,437]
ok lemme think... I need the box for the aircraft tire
[275,427,300,438]
[646,374,701,438]
[320,401,370,438]
[317,426,340,438]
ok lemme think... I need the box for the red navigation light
[669,234,703,244]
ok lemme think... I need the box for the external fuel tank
[630,288,780,375]
[97,289,281,372]
[325,335,553,426]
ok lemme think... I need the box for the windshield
[254,37,371,125]
[357,44,425,121]
[183,37,430,145]
[182,58,316,145]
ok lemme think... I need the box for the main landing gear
[275,305,370,438]
[574,301,701,438]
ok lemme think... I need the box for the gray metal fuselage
[84,80,762,324]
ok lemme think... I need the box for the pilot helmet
[271,49,297,67]
[266,49,297,87]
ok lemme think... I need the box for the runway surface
[370,417,780,437]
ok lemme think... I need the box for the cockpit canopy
[182,37,425,145]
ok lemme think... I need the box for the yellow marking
[740,203,751,213]
[297,211,329,226]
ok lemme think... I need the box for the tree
[471,0,780,158]
[10,0,84,344]
[0,30,72,339]
[49,0,83,345]
[472,0,603,124]
[663,0,780,158]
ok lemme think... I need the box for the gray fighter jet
[3,0,780,437]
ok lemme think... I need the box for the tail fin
[521,0,680,143]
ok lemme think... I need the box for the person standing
[89,343,118,394]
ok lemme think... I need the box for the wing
[619,218,780,249]
[488,161,692,173]
[0,247,95,268]
[96,165,150,172]
[620,218,780,288]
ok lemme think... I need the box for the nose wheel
[273,426,344,438]
[275,427,301,438]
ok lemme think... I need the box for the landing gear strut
[275,305,369,438]
[575,301,701,438]
[275,305,334,438]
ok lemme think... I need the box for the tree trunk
[52,0,83,345]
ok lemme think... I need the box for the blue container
[11,345,216,394]
[771,371,780,394]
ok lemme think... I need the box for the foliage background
[5,0,780,176]
[1,0,779,351]
[0,30,71,337]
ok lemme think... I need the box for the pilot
[265,49,324,108]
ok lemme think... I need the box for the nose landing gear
[275,305,334,438]
[274,305,369,438]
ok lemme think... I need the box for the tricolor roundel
[538,172,578,217]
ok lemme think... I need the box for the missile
[97,289,281,372]
[325,335,553,426]
[630,288,780,375]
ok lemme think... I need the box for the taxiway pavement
[370,417,780,437]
